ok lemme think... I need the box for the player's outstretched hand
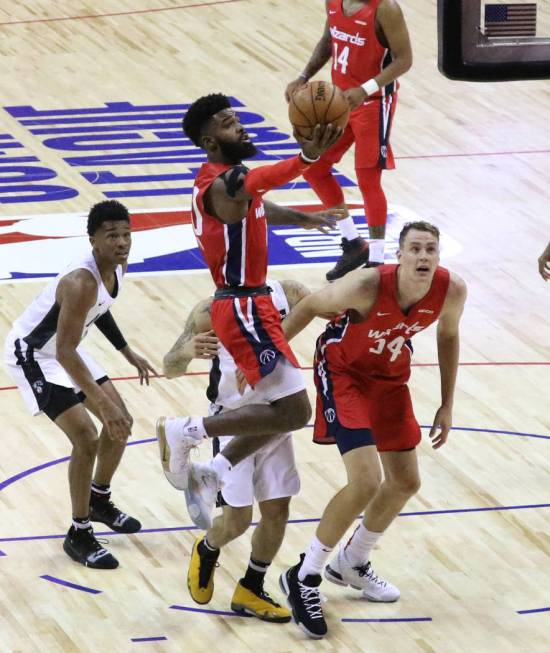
[300,207,348,234]
[295,124,343,160]
[538,241,550,281]
[429,405,452,449]
[122,346,159,386]
[285,77,308,103]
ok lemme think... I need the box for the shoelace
[298,582,324,619]
[80,529,109,553]
[353,562,386,587]
[258,588,280,607]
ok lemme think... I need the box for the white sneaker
[183,461,221,530]
[324,547,400,602]
[156,417,202,490]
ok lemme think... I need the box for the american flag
[484,3,537,37]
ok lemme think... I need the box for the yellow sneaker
[230,581,291,623]
[187,536,219,604]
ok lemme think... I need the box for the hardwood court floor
[0,1,549,652]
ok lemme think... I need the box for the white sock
[298,535,333,580]
[343,524,382,566]
[181,416,206,440]
[338,216,359,241]
[210,453,231,483]
[368,239,385,263]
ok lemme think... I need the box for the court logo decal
[0,100,355,205]
[0,203,462,283]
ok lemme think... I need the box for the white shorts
[4,332,107,416]
[216,432,300,508]
[225,356,306,408]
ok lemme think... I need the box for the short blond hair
[399,221,440,248]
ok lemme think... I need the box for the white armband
[361,78,380,96]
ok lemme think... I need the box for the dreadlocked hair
[182,93,231,147]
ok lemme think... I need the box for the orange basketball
[288,80,349,139]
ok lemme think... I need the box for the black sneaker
[89,498,141,533]
[326,236,370,281]
[279,554,327,639]
[63,526,119,569]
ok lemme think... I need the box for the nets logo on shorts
[0,203,462,283]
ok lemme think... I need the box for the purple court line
[170,604,247,617]
[131,637,168,642]
[517,607,550,615]
[1,425,547,495]
[40,574,101,594]
[342,617,432,623]
[0,550,6,556]
[0,0,245,26]
[2,502,549,545]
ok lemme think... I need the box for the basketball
[288,80,350,139]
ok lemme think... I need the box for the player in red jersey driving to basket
[155,93,344,526]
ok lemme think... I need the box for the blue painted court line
[0,550,6,556]
[342,617,432,623]
[170,604,248,617]
[517,607,550,615]
[1,501,549,545]
[40,574,101,594]
[1,426,548,494]
[131,636,168,642]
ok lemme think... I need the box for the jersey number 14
[333,44,350,74]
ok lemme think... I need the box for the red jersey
[328,0,397,97]
[191,162,267,288]
[317,264,450,384]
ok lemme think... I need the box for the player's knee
[274,392,311,430]
[348,477,380,506]
[391,473,421,497]
[290,393,312,429]
[71,427,99,460]
[225,508,252,538]
[259,498,290,525]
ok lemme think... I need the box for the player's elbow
[162,356,181,379]
[55,345,76,366]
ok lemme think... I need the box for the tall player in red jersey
[155,93,344,524]
[286,0,413,281]
[278,222,467,638]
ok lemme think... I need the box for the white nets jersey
[10,252,123,357]
[206,279,290,408]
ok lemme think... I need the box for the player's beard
[218,139,257,164]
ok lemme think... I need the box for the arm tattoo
[163,300,211,378]
[280,279,311,310]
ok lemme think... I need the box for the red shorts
[316,93,397,170]
[211,294,299,387]
[313,363,420,453]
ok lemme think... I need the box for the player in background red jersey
[286,0,412,281]
[155,93,344,528]
[278,221,467,638]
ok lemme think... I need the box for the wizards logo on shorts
[0,203,462,282]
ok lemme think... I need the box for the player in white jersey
[4,201,157,570]
[162,278,309,622]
